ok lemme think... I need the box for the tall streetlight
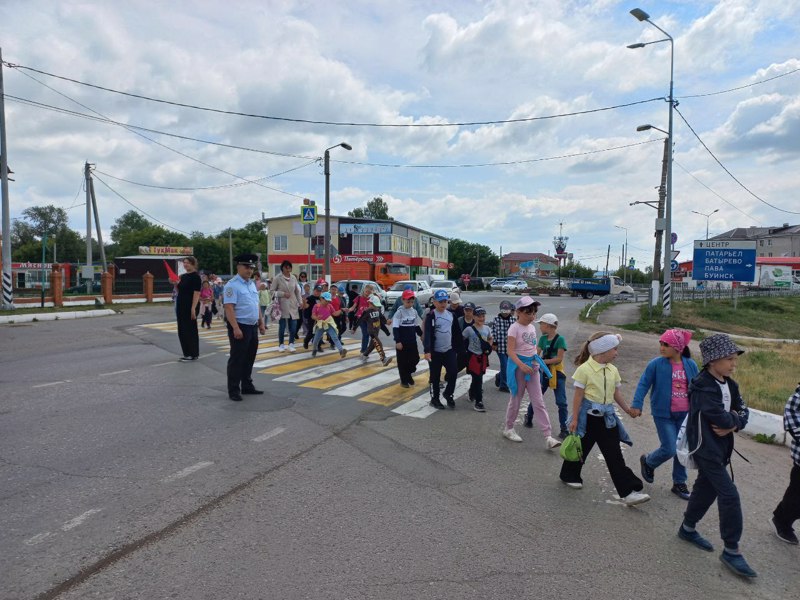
[323,142,352,280]
[615,225,628,285]
[629,7,675,316]
[692,208,719,240]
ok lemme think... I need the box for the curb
[0,309,118,325]
[698,329,800,344]
[744,408,790,447]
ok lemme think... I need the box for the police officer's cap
[234,253,258,267]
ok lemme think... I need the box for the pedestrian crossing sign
[300,205,318,224]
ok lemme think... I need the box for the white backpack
[676,412,702,470]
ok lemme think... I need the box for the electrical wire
[5,61,663,127]
[675,106,800,215]
[678,67,800,99]
[673,160,760,224]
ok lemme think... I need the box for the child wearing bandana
[631,329,699,500]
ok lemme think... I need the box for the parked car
[385,280,434,308]
[502,280,528,293]
[489,277,514,290]
[332,279,388,307]
[430,280,460,295]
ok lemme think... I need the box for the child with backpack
[310,292,347,359]
[359,296,393,366]
[524,313,569,440]
[490,300,516,393]
[559,332,649,506]
[771,382,800,545]
[677,333,755,578]
[631,329,699,500]
[461,307,493,412]
[503,297,561,449]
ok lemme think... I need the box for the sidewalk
[0,309,118,325]
[595,300,642,326]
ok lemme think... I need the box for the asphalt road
[1,292,797,599]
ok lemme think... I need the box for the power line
[5,61,663,127]
[673,160,760,224]
[678,67,800,99]
[675,106,800,215]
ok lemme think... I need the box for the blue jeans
[313,326,343,351]
[646,411,688,484]
[359,320,370,354]
[497,353,509,388]
[278,317,297,345]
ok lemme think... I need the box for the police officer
[223,254,266,401]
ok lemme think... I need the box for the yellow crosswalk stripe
[359,381,425,406]
[259,350,348,374]
[300,363,392,390]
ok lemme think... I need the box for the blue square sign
[692,240,756,282]
[300,205,318,224]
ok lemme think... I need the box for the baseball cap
[320,291,332,301]
[370,295,382,306]
[433,289,449,302]
[313,284,323,292]
[449,292,461,305]
[499,300,514,311]
[463,301,476,310]
[473,306,486,316]
[514,296,537,309]
[535,313,558,325]
[401,289,416,299]
[316,278,327,286]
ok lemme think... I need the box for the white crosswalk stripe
[140,321,499,418]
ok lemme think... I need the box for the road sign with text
[692,240,756,282]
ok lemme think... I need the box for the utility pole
[653,137,668,284]
[88,176,107,271]
[1,48,14,309]
[84,162,94,294]
[228,228,233,276]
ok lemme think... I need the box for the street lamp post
[615,225,628,285]
[692,208,719,240]
[323,142,352,280]
[629,7,675,316]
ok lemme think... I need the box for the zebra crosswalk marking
[260,345,364,375]
[300,362,395,390]
[359,366,433,407]
[274,357,374,382]
[391,370,498,418]
[324,366,408,397]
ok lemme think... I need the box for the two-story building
[264,215,449,285]
[712,224,800,258]
[501,252,558,277]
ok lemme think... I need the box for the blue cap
[433,289,449,302]
[338,285,346,292]
[321,291,332,301]
[404,284,413,290]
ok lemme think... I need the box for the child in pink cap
[631,329,699,499]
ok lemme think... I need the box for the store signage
[138,246,194,255]
[332,254,386,264]
[339,223,392,235]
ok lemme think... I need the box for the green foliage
[110,211,151,242]
[562,260,594,279]
[447,239,499,279]
[753,433,777,445]
[348,197,392,220]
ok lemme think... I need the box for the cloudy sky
[3,0,799,270]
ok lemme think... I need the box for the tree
[21,205,69,237]
[110,210,152,243]
[446,238,500,279]
[348,197,392,220]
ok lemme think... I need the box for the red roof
[502,252,556,263]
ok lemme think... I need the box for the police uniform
[224,254,263,401]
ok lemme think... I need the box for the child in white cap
[559,331,649,506]
[502,296,561,449]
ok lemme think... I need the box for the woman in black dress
[176,256,202,360]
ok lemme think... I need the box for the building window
[768,239,772,246]
[310,265,323,280]
[759,240,764,247]
[421,242,428,257]
[353,234,373,254]
[378,234,392,252]
[273,235,288,251]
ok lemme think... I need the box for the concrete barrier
[744,407,790,447]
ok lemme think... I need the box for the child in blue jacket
[677,334,755,579]
[632,329,699,500]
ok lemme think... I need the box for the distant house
[711,223,800,258]
[501,252,558,277]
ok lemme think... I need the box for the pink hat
[659,329,692,353]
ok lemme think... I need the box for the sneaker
[339,348,348,358]
[621,491,651,506]
[381,356,393,367]
[502,429,522,442]
[523,416,533,429]
[317,346,324,353]
[311,350,317,358]
[562,480,583,489]
[278,344,286,352]
[474,401,486,412]
[498,385,510,393]
[401,382,410,389]
[429,399,446,410]
[770,516,799,545]
[179,356,192,361]
[408,376,415,385]
[360,354,368,364]
[445,396,455,409]
[639,454,655,484]
[558,430,569,440]
[290,344,297,353]
[720,550,757,578]
[545,436,562,450]
[671,483,691,500]
[303,340,309,349]
[677,527,714,552]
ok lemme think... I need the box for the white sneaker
[360,354,368,364]
[622,491,651,506]
[564,481,583,489]
[288,343,296,353]
[502,429,522,442]
[382,356,393,367]
[545,436,562,450]
[278,344,286,352]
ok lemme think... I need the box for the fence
[672,284,800,302]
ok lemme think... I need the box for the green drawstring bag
[559,434,583,462]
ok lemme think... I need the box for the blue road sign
[692,240,757,282]
[301,205,318,224]
[671,260,679,272]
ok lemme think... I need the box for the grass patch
[621,297,800,340]
[579,299,615,323]
[734,342,800,414]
